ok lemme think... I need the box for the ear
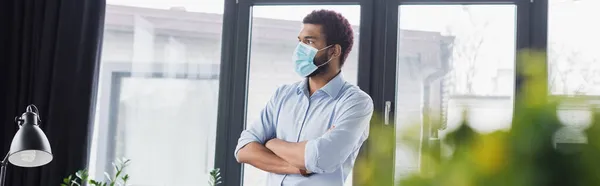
[329,44,342,58]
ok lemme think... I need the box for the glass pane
[89,0,223,185]
[394,5,516,179]
[245,5,360,186]
[116,77,219,184]
[548,0,600,96]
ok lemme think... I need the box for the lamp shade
[7,106,53,167]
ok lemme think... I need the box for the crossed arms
[236,128,333,174]
[236,141,303,174]
[234,88,373,175]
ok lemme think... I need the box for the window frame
[381,0,543,183]
[214,0,374,185]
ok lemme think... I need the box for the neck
[308,70,340,95]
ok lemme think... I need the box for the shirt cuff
[304,139,323,173]
[234,138,257,162]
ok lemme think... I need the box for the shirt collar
[296,73,345,98]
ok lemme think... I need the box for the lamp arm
[1,152,7,186]
[1,152,6,165]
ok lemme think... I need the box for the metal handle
[384,101,391,125]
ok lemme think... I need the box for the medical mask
[292,42,333,77]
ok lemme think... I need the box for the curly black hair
[302,9,354,66]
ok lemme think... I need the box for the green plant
[209,168,222,186]
[355,50,600,186]
[62,158,130,186]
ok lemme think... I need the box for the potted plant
[63,158,222,186]
[62,158,130,186]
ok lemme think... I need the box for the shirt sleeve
[234,86,284,162]
[304,92,374,174]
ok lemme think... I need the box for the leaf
[89,180,103,186]
[76,169,89,182]
[64,176,72,184]
[71,180,81,186]
[104,172,113,182]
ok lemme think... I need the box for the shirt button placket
[283,96,311,185]
[296,96,311,142]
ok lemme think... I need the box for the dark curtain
[0,0,105,185]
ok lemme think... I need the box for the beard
[307,53,331,77]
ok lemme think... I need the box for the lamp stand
[1,153,8,186]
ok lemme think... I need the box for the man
[235,9,373,186]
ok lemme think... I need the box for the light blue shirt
[235,74,374,186]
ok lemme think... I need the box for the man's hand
[237,142,301,175]
[263,126,336,172]
[265,138,308,170]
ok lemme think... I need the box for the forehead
[298,24,324,39]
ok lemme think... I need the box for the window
[394,4,516,179]
[89,1,224,185]
[548,0,600,96]
[85,0,552,185]
[245,5,361,186]
[548,0,600,146]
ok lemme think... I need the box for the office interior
[1,0,599,185]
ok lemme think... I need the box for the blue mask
[292,42,333,77]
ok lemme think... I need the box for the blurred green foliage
[356,50,600,186]
[62,158,130,186]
